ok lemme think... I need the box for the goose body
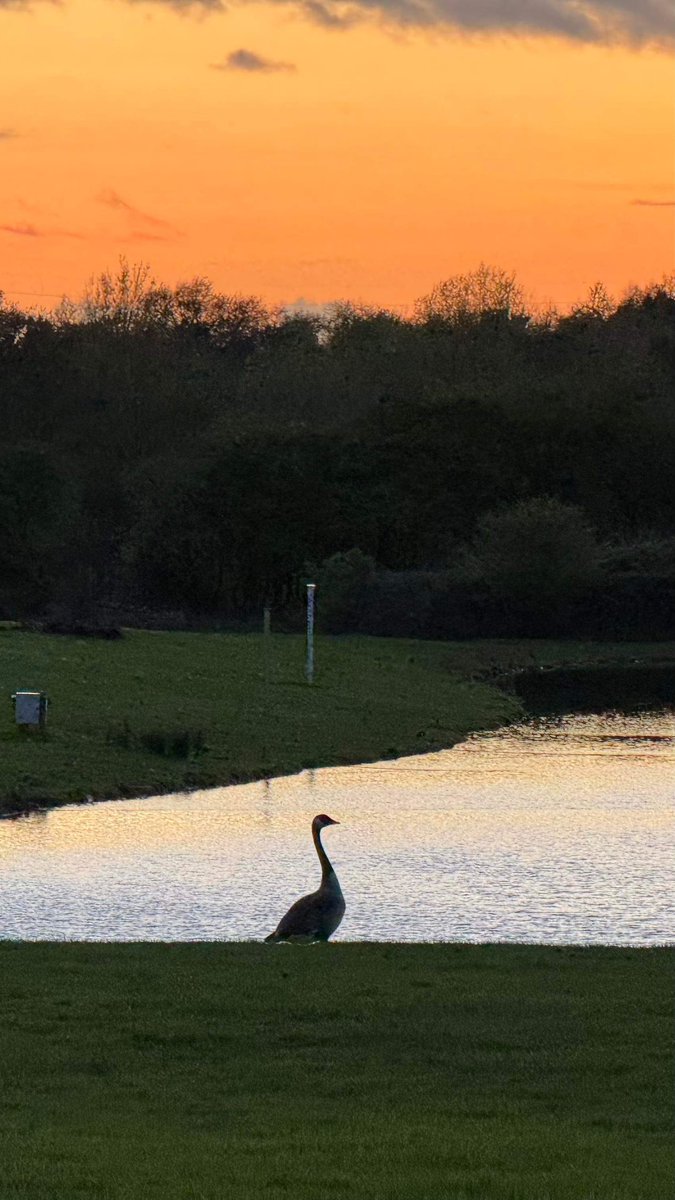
[265,814,345,943]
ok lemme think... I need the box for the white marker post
[305,582,316,684]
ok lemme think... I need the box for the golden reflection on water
[0,711,673,943]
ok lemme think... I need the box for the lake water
[1,709,673,944]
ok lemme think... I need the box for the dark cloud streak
[631,198,675,207]
[0,220,83,238]
[0,222,39,237]
[123,0,675,48]
[0,1,59,9]
[98,188,181,235]
[0,0,224,10]
[2,0,672,48]
[123,0,225,11]
[212,48,297,72]
[285,0,675,46]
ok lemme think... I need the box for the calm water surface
[1,709,673,944]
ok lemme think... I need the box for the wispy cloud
[298,1,348,28]
[631,198,675,207]
[0,1,55,10]
[117,0,675,48]
[3,0,673,49]
[0,1,222,15]
[123,0,225,12]
[558,179,673,192]
[291,0,675,46]
[97,188,182,236]
[0,128,19,140]
[0,220,83,238]
[0,221,39,237]
[212,48,297,73]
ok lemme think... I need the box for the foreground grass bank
[2,628,674,814]
[0,944,671,1200]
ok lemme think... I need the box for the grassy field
[2,640,673,1199]
[0,943,671,1200]
[2,627,674,815]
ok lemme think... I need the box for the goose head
[313,813,340,830]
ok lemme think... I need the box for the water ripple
[0,709,673,944]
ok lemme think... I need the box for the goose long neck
[313,824,334,884]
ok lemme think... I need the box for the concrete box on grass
[12,691,48,728]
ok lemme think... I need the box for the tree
[457,498,604,632]
[64,259,165,333]
[571,281,616,320]
[0,446,78,615]
[414,263,529,326]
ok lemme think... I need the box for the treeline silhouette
[1,262,673,639]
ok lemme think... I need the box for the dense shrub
[316,549,376,633]
[452,498,604,635]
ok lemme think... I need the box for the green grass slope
[1,628,520,812]
[2,629,674,814]
[0,944,672,1200]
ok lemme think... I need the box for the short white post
[305,583,316,684]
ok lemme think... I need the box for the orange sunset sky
[0,0,673,313]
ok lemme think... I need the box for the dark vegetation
[1,262,674,638]
[0,943,671,1200]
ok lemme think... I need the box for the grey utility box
[12,691,48,728]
